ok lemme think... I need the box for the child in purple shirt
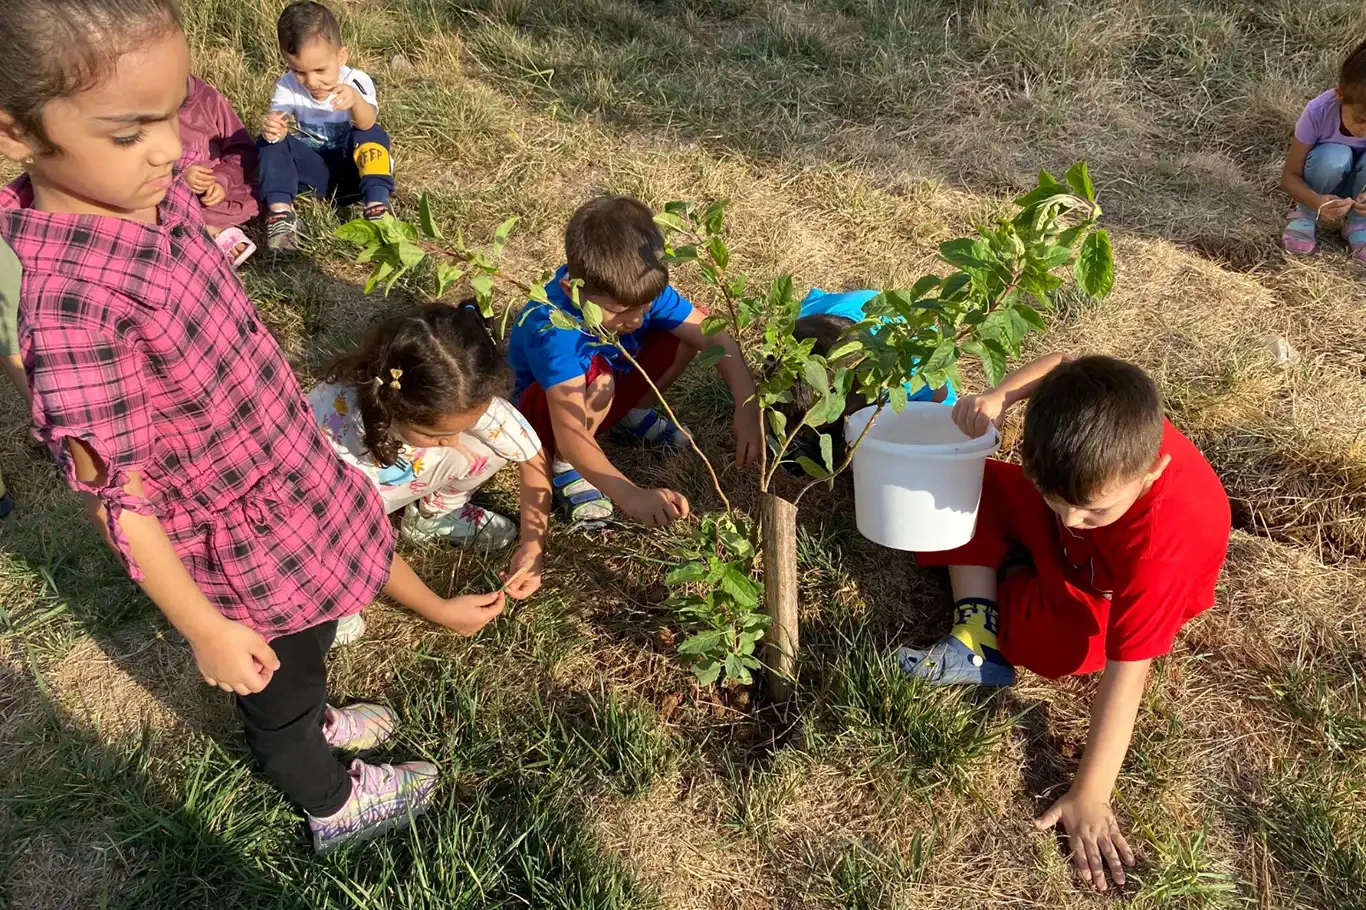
[1282,39,1366,261]
[178,76,261,265]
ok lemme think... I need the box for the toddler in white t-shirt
[257,1,395,254]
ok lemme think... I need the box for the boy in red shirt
[899,353,1230,892]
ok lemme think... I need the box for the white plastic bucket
[845,401,1000,552]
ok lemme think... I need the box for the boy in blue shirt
[508,196,762,527]
[776,288,954,470]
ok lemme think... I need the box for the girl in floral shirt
[0,0,503,854]
[309,301,551,643]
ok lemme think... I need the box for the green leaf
[664,200,693,217]
[692,659,722,686]
[696,344,726,369]
[547,308,579,331]
[653,212,689,234]
[819,432,834,472]
[679,630,724,656]
[364,260,395,295]
[335,219,380,245]
[707,235,730,270]
[801,361,829,398]
[435,262,464,298]
[665,244,698,263]
[470,271,494,301]
[962,339,1007,387]
[666,562,708,585]
[826,339,862,362]
[1013,302,1047,331]
[768,409,788,441]
[700,314,728,337]
[581,300,604,330]
[396,239,427,268]
[923,340,958,374]
[1074,229,1115,298]
[529,284,550,305]
[1065,161,1096,202]
[795,456,828,480]
[491,216,518,257]
[724,652,746,683]
[418,194,441,239]
[703,199,727,235]
[719,566,759,607]
[939,237,990,270]
[888,383,909,413]
[1013,184,1075,210]
[697,262,720,287]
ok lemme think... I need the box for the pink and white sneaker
[308,759,439,854]
[402,501,518,549]
[322,703,396,753]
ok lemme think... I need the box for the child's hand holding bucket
[952,391,1008,439]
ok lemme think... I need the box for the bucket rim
[845,402,1000,459]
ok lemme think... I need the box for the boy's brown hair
[1341,38,1366,105]
[1021,355,1164,506]
[277,0,341,55]
[564,196,669,309]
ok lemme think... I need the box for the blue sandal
[896,635,1017,687]
[611,408,687,448]
[552,467,614,528]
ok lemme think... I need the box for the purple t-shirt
[1295,89,1366,149]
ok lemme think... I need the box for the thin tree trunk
[760,492,799,700]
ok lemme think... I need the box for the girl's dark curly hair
[325,301,511,467]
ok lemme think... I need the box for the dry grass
[3,0,1366,907]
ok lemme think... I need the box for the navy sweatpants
[257,123,394,208]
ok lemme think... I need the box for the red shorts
[918,460,1110,678]
[516,330,682,462]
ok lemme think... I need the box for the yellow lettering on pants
[354,142,392,177]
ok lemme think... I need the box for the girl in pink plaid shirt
[0,0,502,854]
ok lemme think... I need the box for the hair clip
[371,376,384,389]
[389,367,403,390]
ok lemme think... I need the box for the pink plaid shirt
[0,176,393,639]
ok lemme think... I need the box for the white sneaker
[402,502,518,549]
[332,612,367,648]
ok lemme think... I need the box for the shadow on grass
[0,659,313,910]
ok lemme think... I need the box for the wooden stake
[760,492,799,700]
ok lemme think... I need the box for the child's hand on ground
[501,544,544,600]
[189,616,281,696]
[428,590,507,636]
[1318,195,1354,219]
[952,390,1007,438]
[329,84,358,112]
[1034,788,1136,892]
[184,163,217,196]
[733,400,763,468]
[623,487,690,527]
[199,180,226,208]
[262,111,289,143]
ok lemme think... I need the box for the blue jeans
[1299,142,1366,220]
[257,123,394,208]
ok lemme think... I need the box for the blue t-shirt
[509,265,695,397]
[799,288,956,406]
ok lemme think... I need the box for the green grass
[6,0,1366,906]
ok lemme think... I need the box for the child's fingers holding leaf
[501,546,543,599]
[434,590,507,636]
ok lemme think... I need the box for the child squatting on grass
[309,301,552,645]
[1281,38,1366,260]
[506,195,764,528]
[258,0,394,254]
[0,0,512,854]
[898,354,1231,892]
